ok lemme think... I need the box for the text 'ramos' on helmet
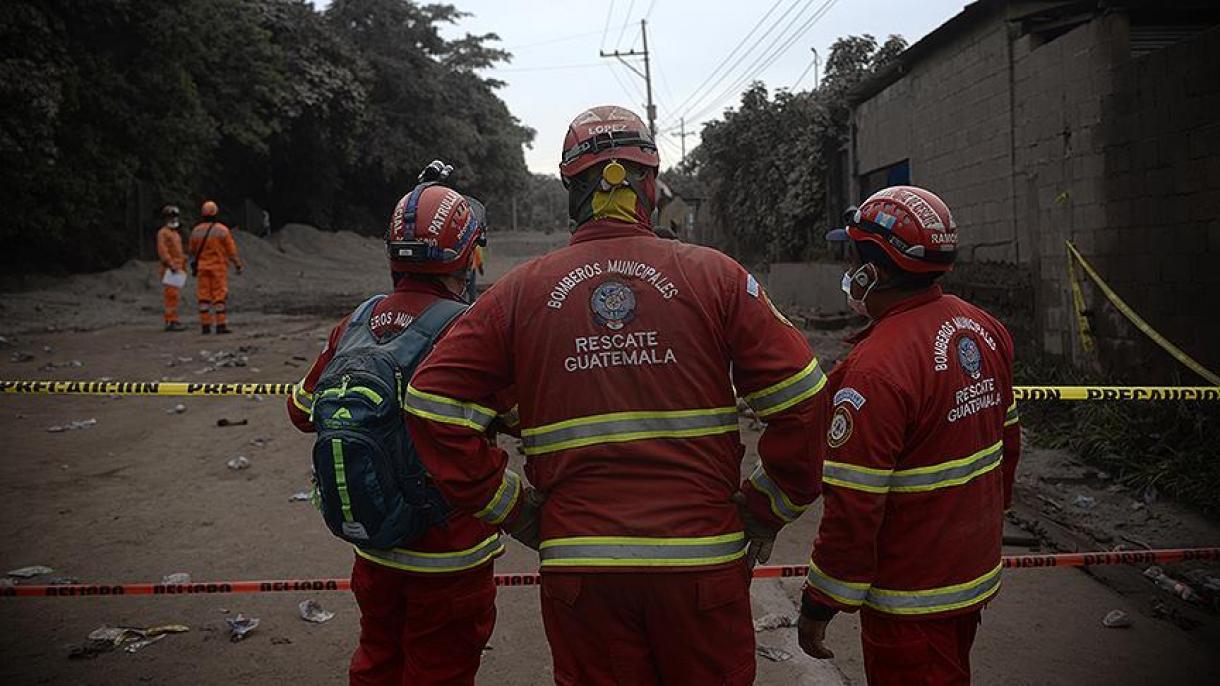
[559,105,660,179]
[386,184,485,275]
[201,200,219,218]
[833,186,958,274]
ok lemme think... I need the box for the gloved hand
[797,615,835,659]
[731,491,778,568]
[418,159,454,184]
[506,487,546,551]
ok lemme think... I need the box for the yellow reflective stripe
[404,385,497,431]
[748,463,809,523]
[743,358,828,418]
[1004,400,1020,427]
[539,532,747,568]
[823,441,1004,494]
[805,560,870,606]
[521,407,739,456]
[474,470,521,525]
[864,564,1003,616]
[822,460,894,494]
[355,534,505,574]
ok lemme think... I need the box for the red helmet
[559,105,659,179]
[837,186,958,274]
[386,184,485,274]
[201,200,219,218]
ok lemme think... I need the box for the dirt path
[1,230,1218,685]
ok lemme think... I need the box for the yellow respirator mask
[591,161,639,223]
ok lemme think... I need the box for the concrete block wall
[854,18,1019,262]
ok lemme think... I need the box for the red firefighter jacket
[803,286,1021,620]
[287,277,504,575]
[405,220,829,573]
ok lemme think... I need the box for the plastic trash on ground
[756,645,793,662]
[1072,494,1097,510]
[753,613,797,632]
[227,614,260,642]
[227,456,251,470]
[8,565,54,578]
[167,404,187,415]
[1102,609,1132,628]
[71,625,190,658]
[47,418,97,433]
[289,491,312,502]
[299,599,335,624]
[1143,566,1203,604]
[162,572,191,585]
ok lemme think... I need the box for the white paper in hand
[162,270,187,288]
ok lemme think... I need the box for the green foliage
[688,34,907,265]
[0,0,530,272]
[511,174,568,233]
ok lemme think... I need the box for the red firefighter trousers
[860,609,981,686]
[540,564,756,686]
[349,555,496,686]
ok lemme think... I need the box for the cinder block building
[834,0,1220,380]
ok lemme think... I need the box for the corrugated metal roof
[1129,25,1211,57]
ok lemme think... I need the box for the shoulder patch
[827,406,853,448]
[832,387,867,410]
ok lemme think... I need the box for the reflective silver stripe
[475,470,521,525]
[823,441,1004,494]
[539,533,747,568]
[888,441,1003,493]
[822,461,893,494]
[744,359,827,418]
[520,407,739,456]
[805,561,869,606]
[356,534,504,573]
[865,565,1003,615]
[404,385,497,432]
[748,463,808,522]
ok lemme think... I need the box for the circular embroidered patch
[827,405,853,448]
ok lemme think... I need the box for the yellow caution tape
[1,380,1218,401]
[1066,246,1095,353]
[1066,241,1220,385]
[0,380,295,397]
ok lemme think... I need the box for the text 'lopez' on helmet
[559,105,659,180]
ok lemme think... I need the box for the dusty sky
[316,1,971,173]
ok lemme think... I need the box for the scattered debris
[756,645,793,662]
[42,345,53,353]
[1142,485,1159,505]
[47,418,97,433]
[298,599,335,624]
[162,572,191,585]
[1143,566,1203,604]
[226,456,251,471]
[270,636,293,645]
[217,418,249,427]
[10,351,35,363]
[0,578,14,591]
[753,613,797,632]
[70,625,190,658]
[1035,494,1062,511]
[1101,609,1132,628]
[289,491,312,502]
[38,359,83,371]
[0,335,9,346]
[8,565,54,578]
[226,614,260,642]
[167,403,187,415]
[250,437,271,448]
[292,355,308,362]
[1150,597,1203,631]
[1002,534,1040,548]
[1072,494,1097,510]
[47,576,79,585]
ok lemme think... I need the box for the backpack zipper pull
[341,374,350,397]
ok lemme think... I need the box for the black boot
[165,321,186,332]
[201,324,212,334]
[216,324,232,334]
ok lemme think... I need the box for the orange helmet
[386,184,486,274]
[559,105,659,179]
[829,186,957,274]
[200,200,219,218]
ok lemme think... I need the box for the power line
[492,62,606,73]
[664,0,787,123]
[671,0,814,126]
[683,0,838,125]
[504,22,634,52]
[614,0,637,49]
[790,47,820,90]
[600,0,617,53]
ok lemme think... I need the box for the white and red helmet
[829,186,958,274]
[386,184,485,274]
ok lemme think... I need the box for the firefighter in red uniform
[796,186,1021,685]
[404,105,829,686]
[287,165,504,686]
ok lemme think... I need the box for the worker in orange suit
[189,200,244,334]
[156,205,188,332]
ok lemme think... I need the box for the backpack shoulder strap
[408,298,468,343]
[335,295,387,351]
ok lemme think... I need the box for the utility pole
[600,19,656,138]
[677,116,697,164]
[811,47,820,90]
